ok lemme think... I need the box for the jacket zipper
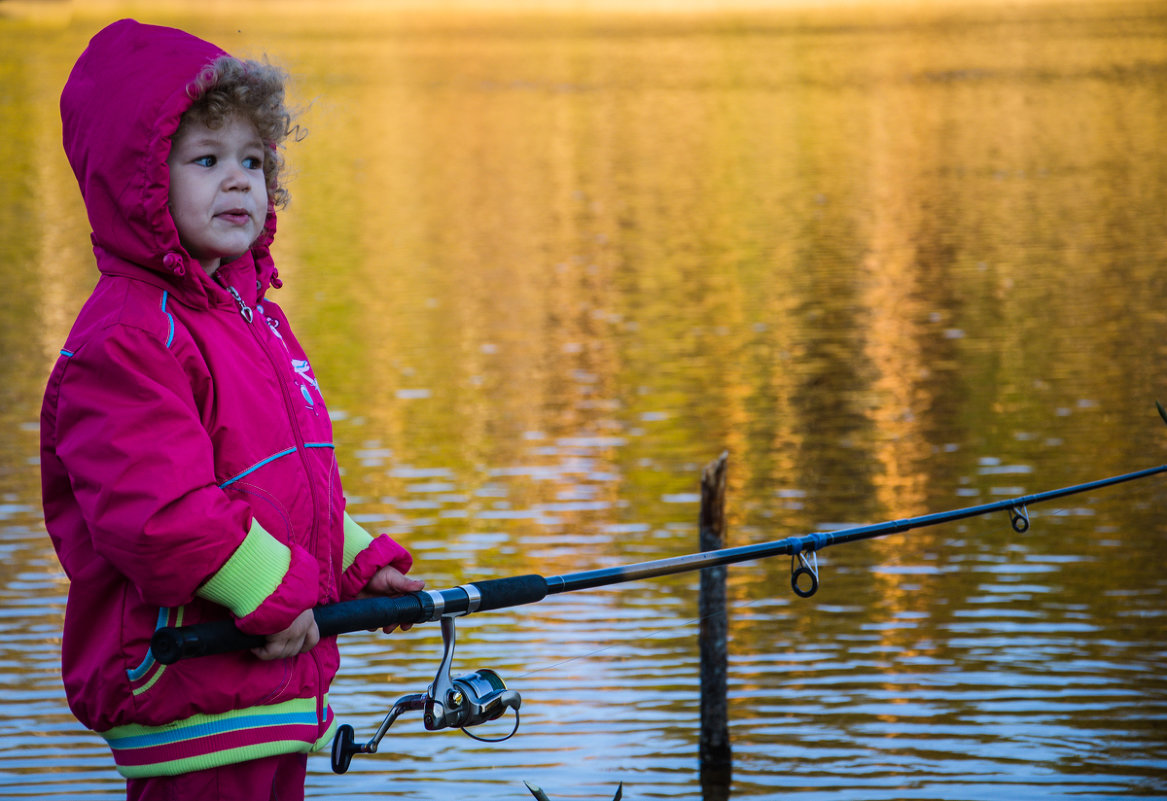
[218,274,328,716]
[218,277,320,550]
[225,285,254,324]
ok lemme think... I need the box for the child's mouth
[216,209,251,225]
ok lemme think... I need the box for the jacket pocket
[125,606,185,698]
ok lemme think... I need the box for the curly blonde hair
[179,55,300,208]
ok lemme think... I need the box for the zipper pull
[226,285,254,324]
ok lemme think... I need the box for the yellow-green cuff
[342,511,375,572]
[196,519,291,617]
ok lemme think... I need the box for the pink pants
[126,752,308,801]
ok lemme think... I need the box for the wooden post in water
[698,451,732,797]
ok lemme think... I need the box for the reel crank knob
[331,723,359,774]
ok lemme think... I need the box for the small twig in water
[523,780,624,800]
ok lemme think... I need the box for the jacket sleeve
[195,517,319,635]
[52,323,315,634]
[338,511,413,600]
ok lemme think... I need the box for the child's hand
[251,608,320,661]
[359,566,425,633]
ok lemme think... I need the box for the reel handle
[331,723,360,774]
[331,692,427,774]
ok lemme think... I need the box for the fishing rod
[152,461,1167,665]
[149,433,1167,772]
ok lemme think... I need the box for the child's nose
[222,164,251,190]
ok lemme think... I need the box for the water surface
[0,2,1165,799]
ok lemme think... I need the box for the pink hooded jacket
[41,19,412,778]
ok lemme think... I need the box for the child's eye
[243,156,264,170]
[193,155,216,168]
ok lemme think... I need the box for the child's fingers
[360,568,426,598]
[252,610,320,661]
[364,622,413,634]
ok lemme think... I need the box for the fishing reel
[332,614,522,774]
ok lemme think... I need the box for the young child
[41,19,423,800]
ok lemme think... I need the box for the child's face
[167,112,268,276]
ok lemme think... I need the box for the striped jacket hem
[100,697,337,778]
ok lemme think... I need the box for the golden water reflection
[1,2,1166,797]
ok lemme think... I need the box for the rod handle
[150,620,266,664]
[149,576,547,666]
[471,574,548,611]
[150,593,430,665]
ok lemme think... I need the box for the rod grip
[150,578,547,665]
[150,593,430,665]
[470,574,548,611]
[150,620,266,665]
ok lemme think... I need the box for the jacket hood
[61,19,280,302]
